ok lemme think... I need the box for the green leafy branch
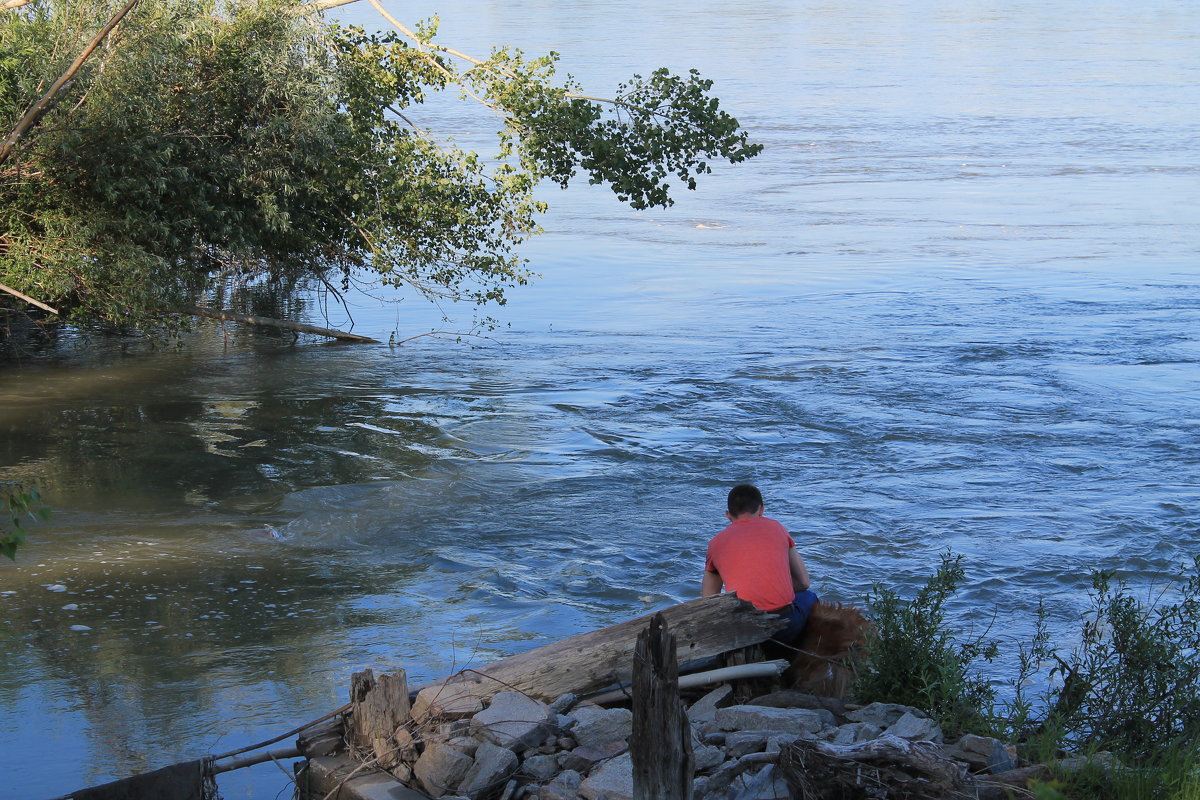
[1,481,51,560]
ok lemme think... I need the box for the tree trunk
[348,669,411,769]
[631,613,693,800]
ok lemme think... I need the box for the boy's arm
[788,549,811,592]
[701,569,723,597]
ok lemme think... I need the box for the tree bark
[412,594,787,718]
[348,669,411,769]
[185,306,380,342]
[631,613,693,800]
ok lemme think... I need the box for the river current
[2,1,1198,796]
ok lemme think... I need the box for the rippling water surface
[2,1,1198,796]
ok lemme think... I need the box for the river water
[2,1,1198,797]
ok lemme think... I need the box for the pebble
[61,604,79,611]
[69,625,92,632]
[45,584,68,593]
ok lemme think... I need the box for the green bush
[852,551,999,736]
[854,554,1200,800]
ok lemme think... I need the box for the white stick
[586,660,788,705]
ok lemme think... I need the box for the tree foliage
[1,482,50,559]
[0,0,761,332]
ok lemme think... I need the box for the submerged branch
[185,306,380,342]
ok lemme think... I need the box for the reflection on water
[3,0,1200,796]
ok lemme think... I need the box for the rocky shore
[303,681,1038,800]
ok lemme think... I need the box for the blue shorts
[771,590,819,646]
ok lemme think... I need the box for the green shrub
[854,553,1200,800]
[852,551,999,735]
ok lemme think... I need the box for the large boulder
[845,702,926,728]
[569,705,634,748]
[578,752,634,800]
[714,705,834,736]
[457,741,518,797]
[413,742,474,798]
[470,692,554,752]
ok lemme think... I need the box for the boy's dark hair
[727,484,764,517]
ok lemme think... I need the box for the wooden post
[348,669,411,769]
[631,613,693,800]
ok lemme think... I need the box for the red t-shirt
[704,516,796,611]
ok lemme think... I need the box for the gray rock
[951,734,1017,773]
[521,753,560,782]
[730,764,789,800]
[549,693,578,715]
[724,730,770,758]
[831,721,883,745]
[554,714,576,731]
[687,683,733,723]
[539,770,582,800]
[693,742,725,772]
[446,735,482,757]
[885,711,943,743]
[558,740,628,773]
[714,705,834,736]
[765,733,800,753]
[845,702,926,728]
[569,705,634,748]
[471,692,554,752]
[458,741,518,797]
[414,742,475,798]
[578,752,633,800]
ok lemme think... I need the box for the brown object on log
[349,669,411,769]
[631,613,693,800]
[413,594,786,718]
[778,734,971,800]
[186,306,380,342]
[788,600,872,698]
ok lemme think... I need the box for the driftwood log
[413,594,786,717]
[779,735,971,800]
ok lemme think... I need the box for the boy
[701,484,819,644]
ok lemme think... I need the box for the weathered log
[631,613,693,800]
[778,735,971,800]
[413,594,786,718]
[349,669,411,769]
[185,306,380,342]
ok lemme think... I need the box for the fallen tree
[0,0,761,342]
